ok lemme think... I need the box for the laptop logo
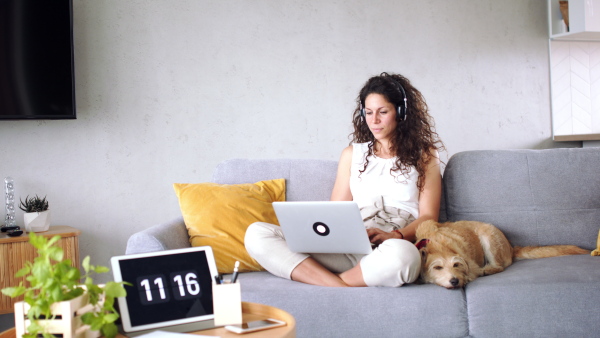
[313,222,330,236]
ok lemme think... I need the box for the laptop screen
[111,246,219,333]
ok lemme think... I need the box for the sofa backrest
[212,149,600,250]
[442,148,600,249]
[212,158,338,202]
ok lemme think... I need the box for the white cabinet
[548,0,600,41]
[548,0,600,143]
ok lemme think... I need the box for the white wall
[0,0,579,281]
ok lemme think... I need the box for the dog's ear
[416,220,439,239]
[416,239,430,250]
[419,247,428,260]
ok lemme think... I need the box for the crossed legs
[245,222,420,287]
[290,257,366,287]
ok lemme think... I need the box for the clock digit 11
[137,274,170,305]
[137,270,203,305]
[140,277,167,302]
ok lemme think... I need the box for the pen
[231,261,240,283]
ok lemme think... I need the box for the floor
[0,313,14,331]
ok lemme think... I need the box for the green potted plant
[1,232,128,338]
[19,195,50,232]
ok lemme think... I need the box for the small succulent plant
[19,195,49,213]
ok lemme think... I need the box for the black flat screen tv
[0,0,75,120]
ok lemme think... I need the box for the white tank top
[349,142,420,219]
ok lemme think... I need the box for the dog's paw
[482,265,505,276]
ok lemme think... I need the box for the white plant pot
[14,290,102,338]
[24,210,51,232]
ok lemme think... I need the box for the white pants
[245,222,421,287]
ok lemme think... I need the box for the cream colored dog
[415,220,590,289]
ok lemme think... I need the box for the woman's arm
[368,151,442,244]
[330,145,354,201]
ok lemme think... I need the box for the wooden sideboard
[0,226,81,314]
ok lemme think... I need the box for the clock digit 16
[170,271,202,301]
[137,270,202,305]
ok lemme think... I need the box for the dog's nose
[450,278,459,287]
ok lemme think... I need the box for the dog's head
[420,248,470,289]
[416,220,471,289]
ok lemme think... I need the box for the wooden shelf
[0,225,80,244]
[551,31,600,41]
[553,133,600,142]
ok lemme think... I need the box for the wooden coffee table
[179,302,296,338]
[0,302,295,338]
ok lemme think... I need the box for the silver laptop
[272,201,372,254]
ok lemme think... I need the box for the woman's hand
[367,228,402,246]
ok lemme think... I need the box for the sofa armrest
[125,217,191,255]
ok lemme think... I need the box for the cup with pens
[212,261,243,326]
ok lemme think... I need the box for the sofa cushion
[125,217,191,254]
[465,255,600,337]
[442,149,600,249]
[173,179,286,273]
[211,158,338,202]
[239,271,469,338]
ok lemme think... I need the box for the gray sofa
[126,148,600,337]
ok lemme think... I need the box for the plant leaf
[32,263,51,283]
[46,235,61,248]
[104,282,127,298]
[1,286,25,297]
[26,321,42,336]
[51,284,63,302]
[15,265,31,278]
[82,256,91,273]
[47,246,64,262]
[103,313,119,324]
[90,316,104,331]
[95,265,110,274]
[101,322,119,338]
[65,267,80,281]
[81,312,95,324]
[103,295,115,309]
[28,232,45,249]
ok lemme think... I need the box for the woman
[245,72,444,287]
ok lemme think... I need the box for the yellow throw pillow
[173,179,285,273]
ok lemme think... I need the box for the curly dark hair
[350,72,444,191]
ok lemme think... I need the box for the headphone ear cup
[398,95,408,121]
[397,106,406,121]
[359,102,365,120]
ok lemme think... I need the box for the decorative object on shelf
[19,195,51,232]
[4,177,16,228]
[1,232,127,338]
[559,1,569,31]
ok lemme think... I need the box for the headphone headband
[360,73,408,122]
[381,73,408,121]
